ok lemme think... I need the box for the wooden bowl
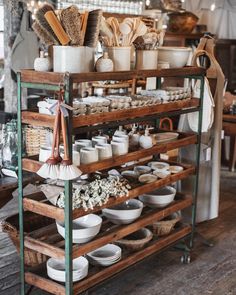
[168,11,199,34]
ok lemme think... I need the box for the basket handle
[159,117,173,131]
[0,220,18,237]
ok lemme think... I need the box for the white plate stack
[47,256,89,283]
[86,244,122,267]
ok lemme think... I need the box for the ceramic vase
[96,52,114,72]
[34,51,52,72]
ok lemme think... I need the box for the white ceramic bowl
[138,174,157,184]
[157,47,191,68]
[87,244,122,266]
[134,165,152,175]
[139,186,176,208]
[102,199,143,224]
[47,256,89,282]
[56,214,102,244]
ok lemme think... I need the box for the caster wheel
[181,254,191,264]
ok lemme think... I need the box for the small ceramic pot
[39,146,52,162]
[34,51,52,72]
[95,143,112,160]
[112,135,129,152]
[74,139,92,151]
[136,50,158,70]
[80,147,99,164]
[92,136,107,147]
[129,133,140,147]
[95,52,114,72]
[111,141,128,156]
[139,130,153,149]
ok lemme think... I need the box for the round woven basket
[0,212,53,267]
[115,228,153,252]
[153,215,181,236]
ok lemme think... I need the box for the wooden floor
[0,168,235,295]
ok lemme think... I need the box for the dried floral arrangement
[57,175,131,211]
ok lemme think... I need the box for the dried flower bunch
[133,28,166,50]
[57,176,131,211]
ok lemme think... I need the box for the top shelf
[20,67,205,85]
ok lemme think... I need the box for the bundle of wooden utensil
[100,17,148,47]
[33,4,102,48]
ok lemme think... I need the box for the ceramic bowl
[56,214,102,243]
[134,165,152,175]
[139,186,176,208]
[153,170,171,179]
[102,199,143,224]
[87,244,122,266]
[47,256,89,282]
[169,165,184,174]
[121,170,139,182]
[148,161,170,171]
[138,174,157,184]
[157,47,191,68]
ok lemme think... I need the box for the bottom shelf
[25,225,192,295]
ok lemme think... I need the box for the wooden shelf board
[21,98,200,128]
[23,195,192,260]
[22,132,197,174]
[23,164,195,221]
[25,225,191,295]
[21,67,205,85]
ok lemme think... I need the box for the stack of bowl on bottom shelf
[86,244,122,266]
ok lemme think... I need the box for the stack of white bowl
[102,199,143,224]
[56,214,102,243]
[87,244,122,266]
[47,256,89,282]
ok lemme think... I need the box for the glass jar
[2,120,18,170]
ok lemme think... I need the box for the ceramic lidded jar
[34,51,52,72]
[139,128,153,149]
[95,52,114,72]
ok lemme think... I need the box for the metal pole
[17,72,25,294]
[64,73,73,295]
[190,75,205,248]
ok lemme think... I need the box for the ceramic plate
[155,132,179,143]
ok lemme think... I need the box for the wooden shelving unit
[17,67,205,295]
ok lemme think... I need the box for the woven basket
[153,216,181,236]
[0,212,53,267]
[115,228,153,252]
[24,126,51,156]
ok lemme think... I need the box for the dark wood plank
[21,70,64,85]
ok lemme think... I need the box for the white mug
[92,136,107,147]
[112,135,129,152]
[80,147,99,164]
[95,143,112,160]
[74,139,92,151]
[111,141,127,156]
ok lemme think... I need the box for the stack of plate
[47,256,89,282]
[87,244,122,267]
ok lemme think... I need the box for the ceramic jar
[139,129,153,149]
[107,47,131,71]
[136,50,158,70]
[95,52,114,72]
[34,51,52,72]
[95,143,112,160]
[80,147,98,164]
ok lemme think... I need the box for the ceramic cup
[74,139,92,151]
[39,146,52,162]
[107,47,131,71]
[80,147,99,164]
[95,143,112,160]
[59,145,81,166]
[92,136,107,147]
[112,135,129,152]
[111,141,128,156]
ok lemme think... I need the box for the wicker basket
[24,126,51,156]
[0,212,53,267]
[115,228,153,252]
[153,216,181,236]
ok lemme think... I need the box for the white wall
[183,0,236,39]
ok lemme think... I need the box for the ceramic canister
[136,50,158,70]
[74,139,92,151]
[92,136,107,147]
[80,147,99,164]
[107,47,131,71]
[111,140,128,156]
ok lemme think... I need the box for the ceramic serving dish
[102,199,143,224]
[56,214,102,243]
[138,173,157,184]
[139,186,176,208]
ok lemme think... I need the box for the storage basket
[152,216,181,236]
[115,228,153,252]
[0,212,53,267]
[24,126,51,156]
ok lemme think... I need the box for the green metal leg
[64,74,73,295]
[190,76,205,249]
[17,72,25,294]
